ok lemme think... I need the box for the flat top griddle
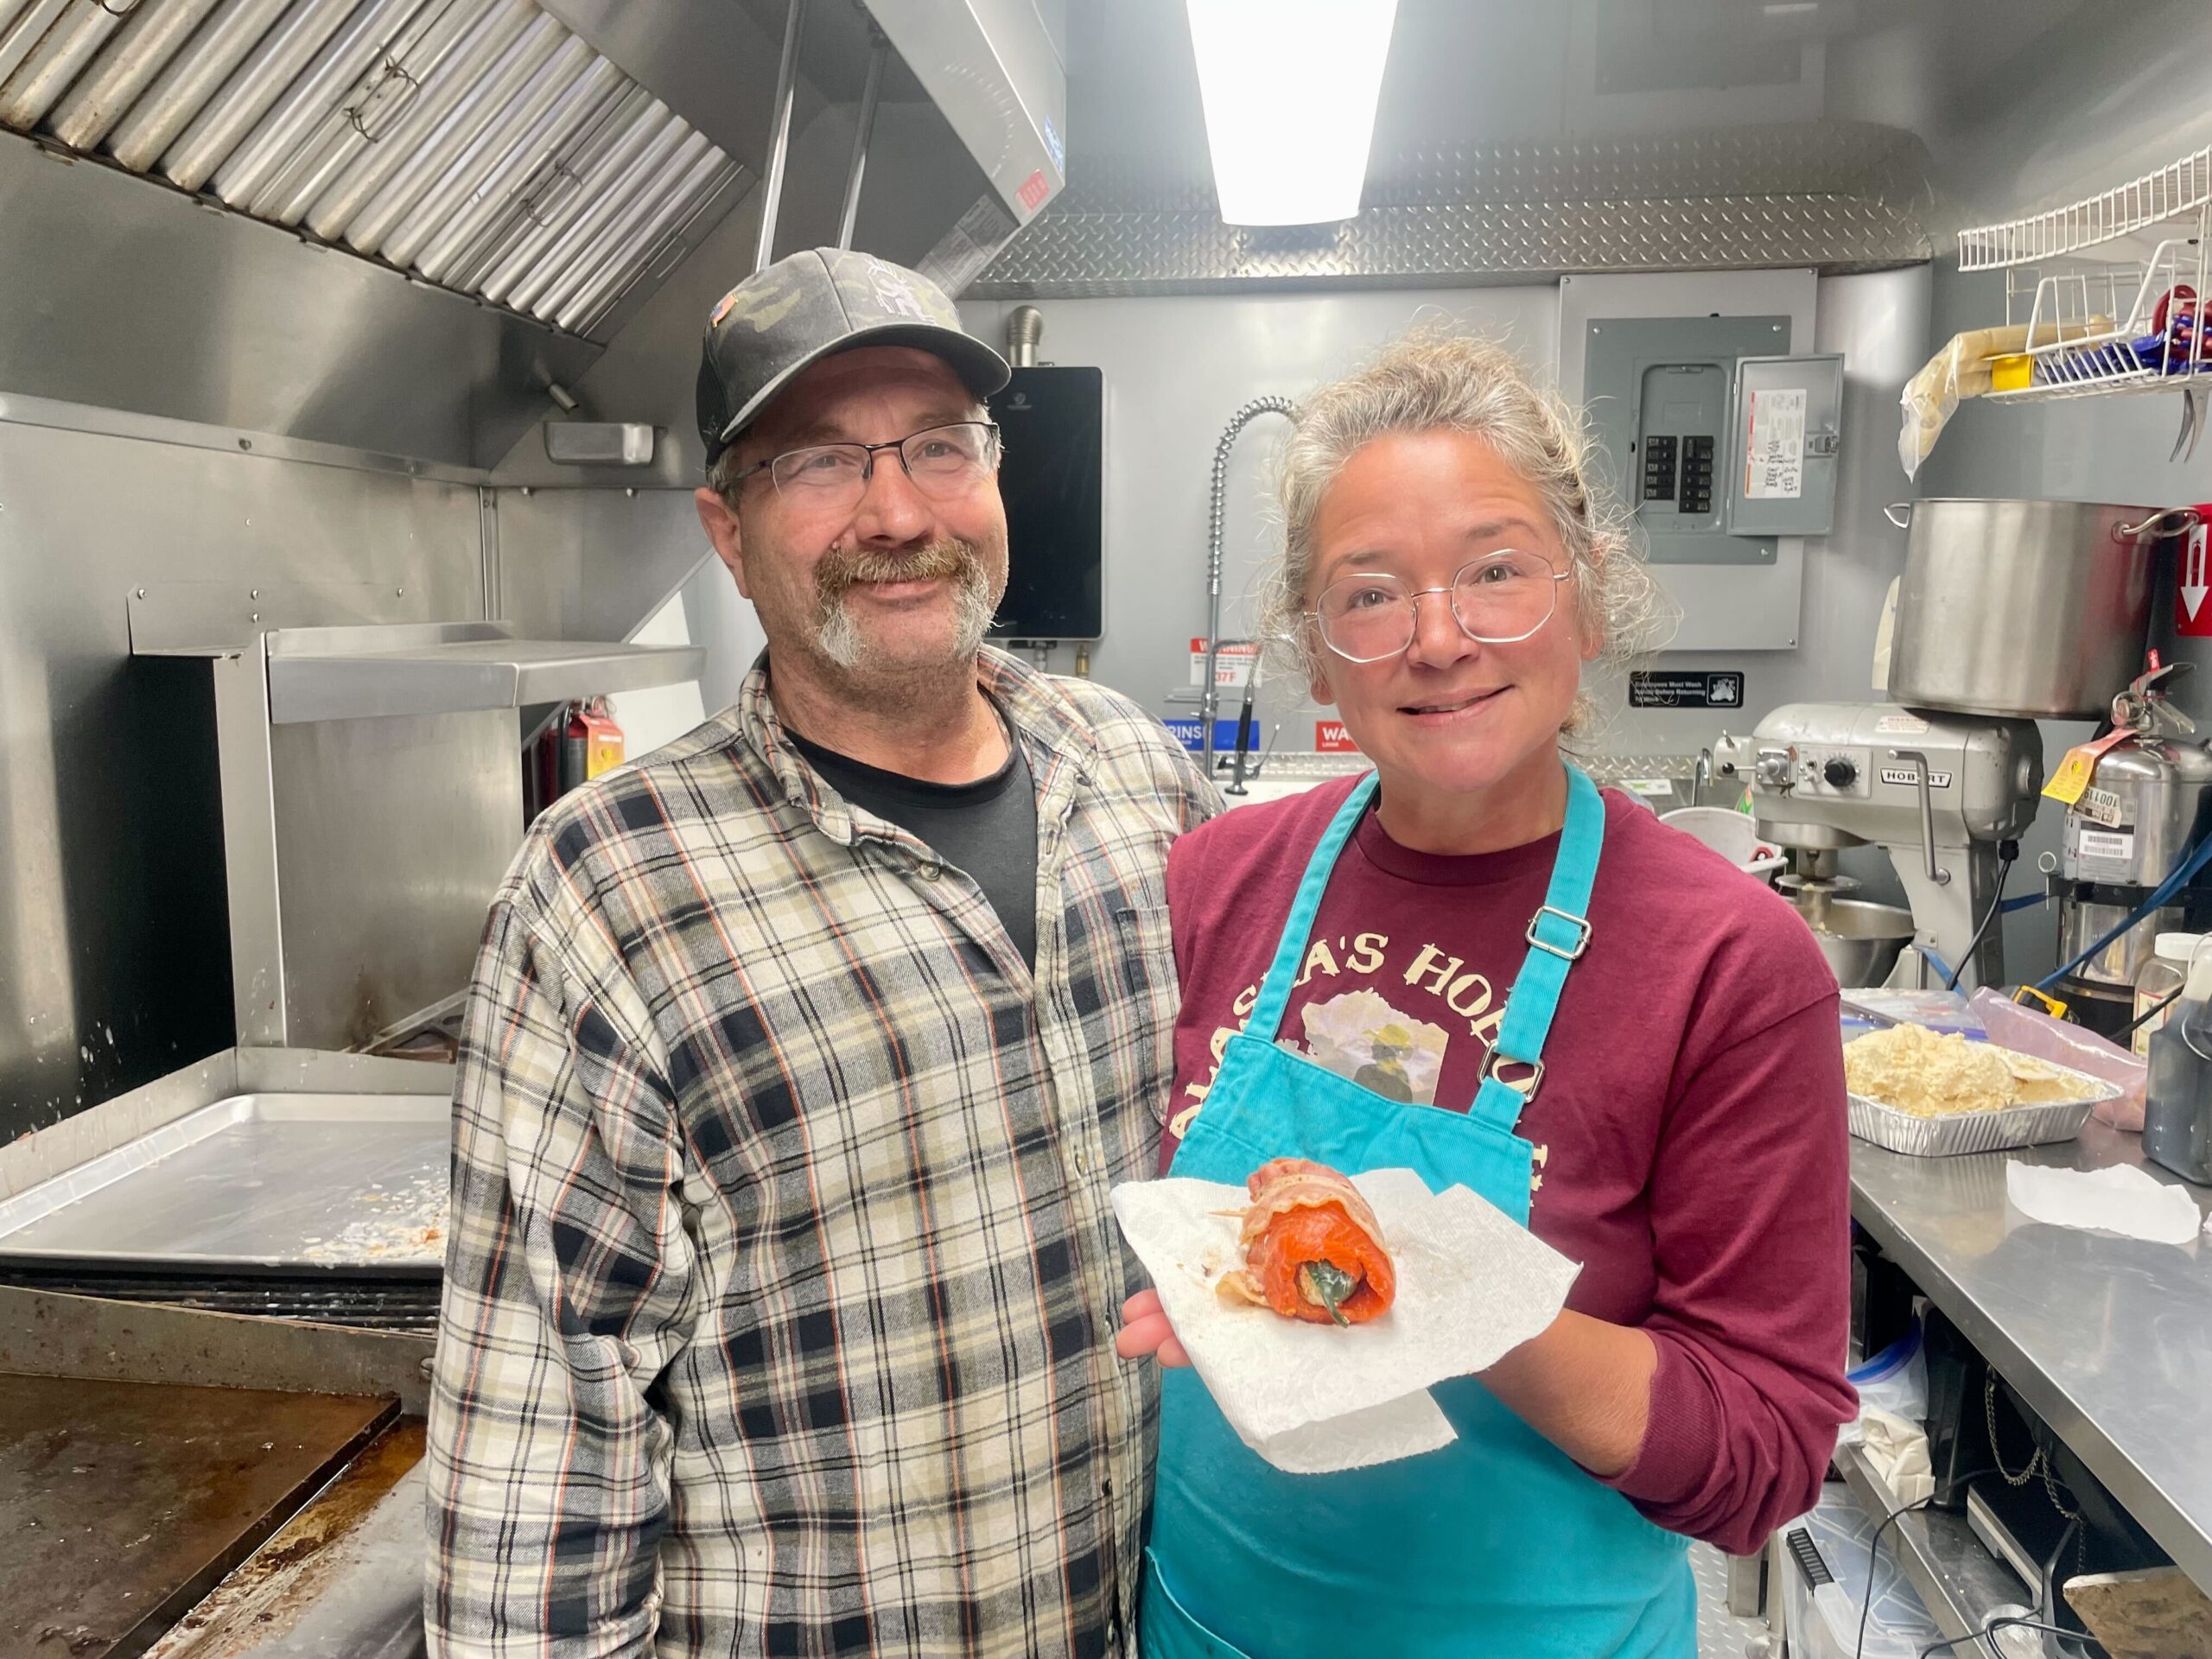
[0,1095,450,1280]
[3,1370,397,1659]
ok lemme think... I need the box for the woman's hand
[1116,1289,1191,1368]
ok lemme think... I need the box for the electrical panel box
[1583,314,1789,565]
[1558,270,1821,653]
[1726,353,1844,537]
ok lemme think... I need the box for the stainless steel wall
[1898,0,2212,972]
[957,286,1563,728]
[958,271,1930,767]
[0,130,600,470]
[0,403,484,1139]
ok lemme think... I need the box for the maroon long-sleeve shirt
[1159,778,1855,1554]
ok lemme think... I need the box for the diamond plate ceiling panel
[971,123,1934,296]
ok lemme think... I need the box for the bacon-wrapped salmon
[1217,1158,1395,1326]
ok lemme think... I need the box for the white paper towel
[1110,1168,1580,1473]
[2005,1162,2204,1246]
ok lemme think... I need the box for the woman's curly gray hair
[1256,331,1672,738]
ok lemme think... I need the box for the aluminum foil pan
[1847,1066,2118,1157]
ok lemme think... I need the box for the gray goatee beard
[813,537,1001,674]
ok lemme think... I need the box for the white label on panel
[2077,829,2135,863]
[1874,713,1929,735]
[1744,386,1807,499]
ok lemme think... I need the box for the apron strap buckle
[1525,905,1592,961]
[1483,1052,1546,1100]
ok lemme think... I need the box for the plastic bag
[1845,1319,1929,1430]
[1898,319,2109,478]
[1967,988,2148,1130]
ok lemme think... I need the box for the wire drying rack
[1957,147,2212,405]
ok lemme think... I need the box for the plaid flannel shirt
[427,648,1217,1659]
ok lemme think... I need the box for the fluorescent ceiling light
[1185,0,1399,226]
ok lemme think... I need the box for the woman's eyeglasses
[1308,550,1571,663]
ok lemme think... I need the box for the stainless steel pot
[1884,499,2193,720]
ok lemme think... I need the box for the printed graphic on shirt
[1300,989,1449,1104]
[1172,929,1510,1141]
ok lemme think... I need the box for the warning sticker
[1744,385,1807,500]
[1874,712,1929,735]
[1191,639,1258,689]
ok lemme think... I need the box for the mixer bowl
[1791,898,1915,988]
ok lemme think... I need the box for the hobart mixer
[1717,706,2043,989]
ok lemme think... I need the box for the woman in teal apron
[1121,334,1854,1656]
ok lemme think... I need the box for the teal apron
[1141,767,1694,1658]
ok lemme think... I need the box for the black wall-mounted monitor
[988,365,1103,641]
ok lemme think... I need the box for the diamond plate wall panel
[970,123,1933,296]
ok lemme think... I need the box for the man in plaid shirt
[426,249,1216,1658]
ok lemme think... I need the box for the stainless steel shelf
[264,621,703,723]
[1836,1442,2031,1646]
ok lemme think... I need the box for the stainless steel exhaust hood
[0,0,747,339]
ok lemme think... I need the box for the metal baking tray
[1847,1064,2118,1157]
[0,1093,450,1276]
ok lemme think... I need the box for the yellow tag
[2042,729,2134,807]
[2042,747,2098,806]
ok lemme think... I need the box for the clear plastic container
[2133,931,2203,1059]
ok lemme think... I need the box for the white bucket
[1660,805,1787,881]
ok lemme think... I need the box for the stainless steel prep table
[1850,1121,2212,1599]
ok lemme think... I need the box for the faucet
[1693,747,1713,804]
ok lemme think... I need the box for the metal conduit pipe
[0,0,130,130]
[752,0,803,271]
[469,86,657,303]
[208,0,420,207]
[544,129,714,330]
[416,55,622,283]
[570,162,734,338]
[833,32,883,251]
[507,107,684,314]
[256,0,493,224]
[1199,396,1296,773]
[1005,304,1041,367]
[340,3,559,255]
[0,0,73,92]
[569,151,734,336]
[105,0,292,173]
[380,34,594,270]
[0,0,45,48]
[162,0,371,193]
[301,0,528,238]
[48,0,226,153]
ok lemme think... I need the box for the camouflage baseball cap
[696,247,1010,472]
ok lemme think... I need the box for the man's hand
[1115,1289,1190,1368]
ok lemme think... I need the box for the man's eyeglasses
[1308,550,1572,663]
[730,421,1001,510]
